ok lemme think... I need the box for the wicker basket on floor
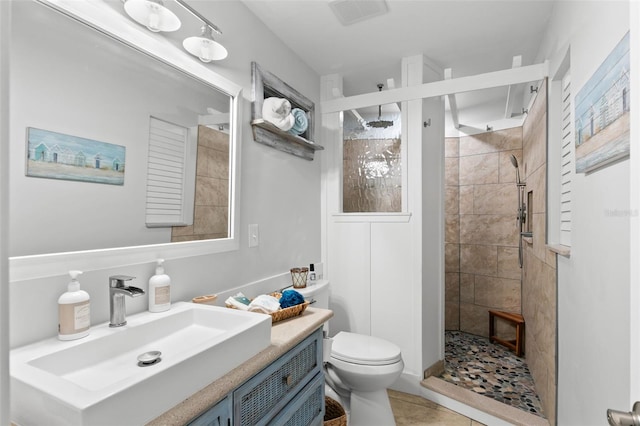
[324,396,347,426]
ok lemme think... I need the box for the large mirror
[9,1,241,280]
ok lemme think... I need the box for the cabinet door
[234,329,323,426]
[268,371,324,426]
[189,396,232,426]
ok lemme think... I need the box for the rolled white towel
[262,97,295,131]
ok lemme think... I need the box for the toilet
[293,281,404,426]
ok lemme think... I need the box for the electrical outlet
[248,224,259,247]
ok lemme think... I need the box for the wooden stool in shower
[488,310,525,357]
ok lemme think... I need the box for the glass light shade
[183,36,228,62]
[124,0,181,33]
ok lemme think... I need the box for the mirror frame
[10,0,243,282]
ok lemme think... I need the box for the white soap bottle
[58,270,91,341]
[148,259,171,312]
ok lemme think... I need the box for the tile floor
[389,390,483,426]
[438,331,544,417]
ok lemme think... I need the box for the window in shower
[342,102,401,213]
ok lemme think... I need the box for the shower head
[510,154,522,185]
[366,83,394,129]
[510,154,519,169]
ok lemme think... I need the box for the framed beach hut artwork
[574,31,630,173]
[25,127,126,185]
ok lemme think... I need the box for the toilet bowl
[291,281,404,426]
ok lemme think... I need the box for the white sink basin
[11,302,272,425]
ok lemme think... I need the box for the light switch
[248,224,259,247]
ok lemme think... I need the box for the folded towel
[287,108,308,136]
[262,97,294,131]
[225,296,249,310]
[248,294,281,314]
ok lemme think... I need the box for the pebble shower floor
[439,331,545,418]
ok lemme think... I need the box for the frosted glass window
[342,104,401,212]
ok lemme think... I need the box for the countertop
[147,307,333,426]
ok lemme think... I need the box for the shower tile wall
[444,128,523,338]
[171,125,229,242]
[522,78,557,426]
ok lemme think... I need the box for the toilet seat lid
[331,332,402,366]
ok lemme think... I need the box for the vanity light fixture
[183,25,228,62]
[123,0,228,62]
[123,0,181,33]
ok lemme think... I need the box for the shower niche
[250,62,324,161]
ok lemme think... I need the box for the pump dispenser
[58,270,91,340]
[148,259,171,312]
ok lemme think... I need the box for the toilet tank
[292,280,329,310]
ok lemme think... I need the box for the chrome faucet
[109,275,145,327]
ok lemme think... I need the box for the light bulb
[200,40,212,63]
[147,3,160,32]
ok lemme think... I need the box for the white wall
[537,2,633,423]
[0,2,11,424]
[8,0,322,351]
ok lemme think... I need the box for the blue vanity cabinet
[233,328,324,426]
[189,396,232,426]
[188,328,324,426]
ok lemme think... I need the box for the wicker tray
[226,293,310,323]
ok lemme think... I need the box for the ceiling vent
[329,0,388,26]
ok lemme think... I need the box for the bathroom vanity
[148,307,332,426]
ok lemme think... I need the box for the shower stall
[442,79,557,424]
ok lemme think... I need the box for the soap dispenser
[58,270,91,341]
[148,259,171,312]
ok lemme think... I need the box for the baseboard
[389,371,423,396]
[423,359,444,379]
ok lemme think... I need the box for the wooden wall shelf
[251,62,323,161]
[250,119,323,161]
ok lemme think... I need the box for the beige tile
[474,275,521,312]
[459,186,474,214]
[532,213,547,261]
[445,137,459,158]
[459,127,523,156]
[499,149,524,184]
[194,205,228,235]
[195,176,229,207]
[497,246,521,280]
[390,392,472,426]
[445,186,459,215]
[445,302,460,330]
[445,215,460,244]
[445,243,460,273]
[171,224,194,237]
[460,274,475,303]
[526,164,546,215]
[445,273,460,303]
[523,79,547,147]
[473,183,518,215]
[460,302,490,337]
[445,157,459,186]
[523,114,546,181]
[196,145,230,180]
[198,125,229,152]
[460,244,497,276]
[460,215,519,246]
[459,153,499,185]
